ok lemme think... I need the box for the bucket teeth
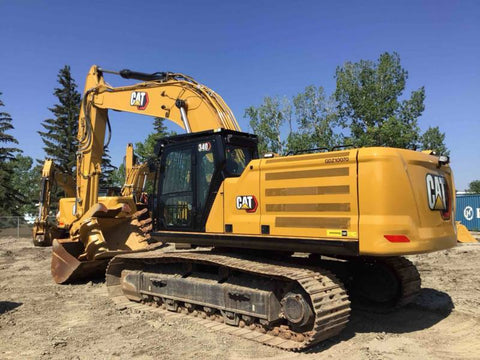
[51,204,155,284]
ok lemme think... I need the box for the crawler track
[345,256,421,311]
[383,256,421,307]
[106,250,351,351]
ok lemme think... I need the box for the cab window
[197,142,215,212]
[225,145,254,176]
[160,148,192,228]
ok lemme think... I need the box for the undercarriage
[106,250,420,351]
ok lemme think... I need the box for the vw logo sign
[464,206,474,221]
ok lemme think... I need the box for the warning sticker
[326,229,357,237]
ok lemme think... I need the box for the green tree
[135,117,172,162]
[468,180,480,194]
[38,65,81,176]
[244,96,289,154]
[127,117,173,193]
[0,93,22,215]
[335,52,424,148]
[10,155,41,215]
[287,86,342,153]
[419,126,449,155]
[0,93,20,162]
[108,163,126,188]
[100,148,117,188]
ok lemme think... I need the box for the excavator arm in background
[51,65,240,283]
[32,159,75,246]
[121,143,152,200]
[34,146,150,248]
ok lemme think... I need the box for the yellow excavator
[51,65,457,351]
[50,140,154,282]
[121,143,152,200]
[33,143,151,248]
[32,159,75,246]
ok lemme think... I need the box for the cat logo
[236,195,258,213]
[130,91,149,110]
[426,174,447,211]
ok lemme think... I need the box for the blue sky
[0,0,478,190]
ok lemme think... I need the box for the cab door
[194,138,218,230]
[157,137,220,232]
[157,144,195,231]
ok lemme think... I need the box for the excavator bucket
[456,222,478,243]
[51,206,158,284]
[33,221,67,247]
[33,222,52,247]
[52,239,110,284]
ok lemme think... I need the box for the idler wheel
[281,291,314,330]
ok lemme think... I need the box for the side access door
[259,150,359,243]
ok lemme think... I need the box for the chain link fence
[0,216,34,238]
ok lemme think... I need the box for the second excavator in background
[33,143,152,248]
[32,159,75,246]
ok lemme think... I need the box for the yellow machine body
[46,64,456,286]
[114,128,456,349]
[203,147,456,256]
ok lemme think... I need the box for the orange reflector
[384,235,410,243]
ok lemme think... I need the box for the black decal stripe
[266,203,351,212]
[265,185,350,196]
[265,167,349,181]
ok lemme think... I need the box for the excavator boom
[51,65,240,283]
[75,65,239,219]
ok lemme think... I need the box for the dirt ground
[1,236,480,360]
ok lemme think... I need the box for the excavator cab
[152,129,258,233]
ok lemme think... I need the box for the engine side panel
[259,150,359,241]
